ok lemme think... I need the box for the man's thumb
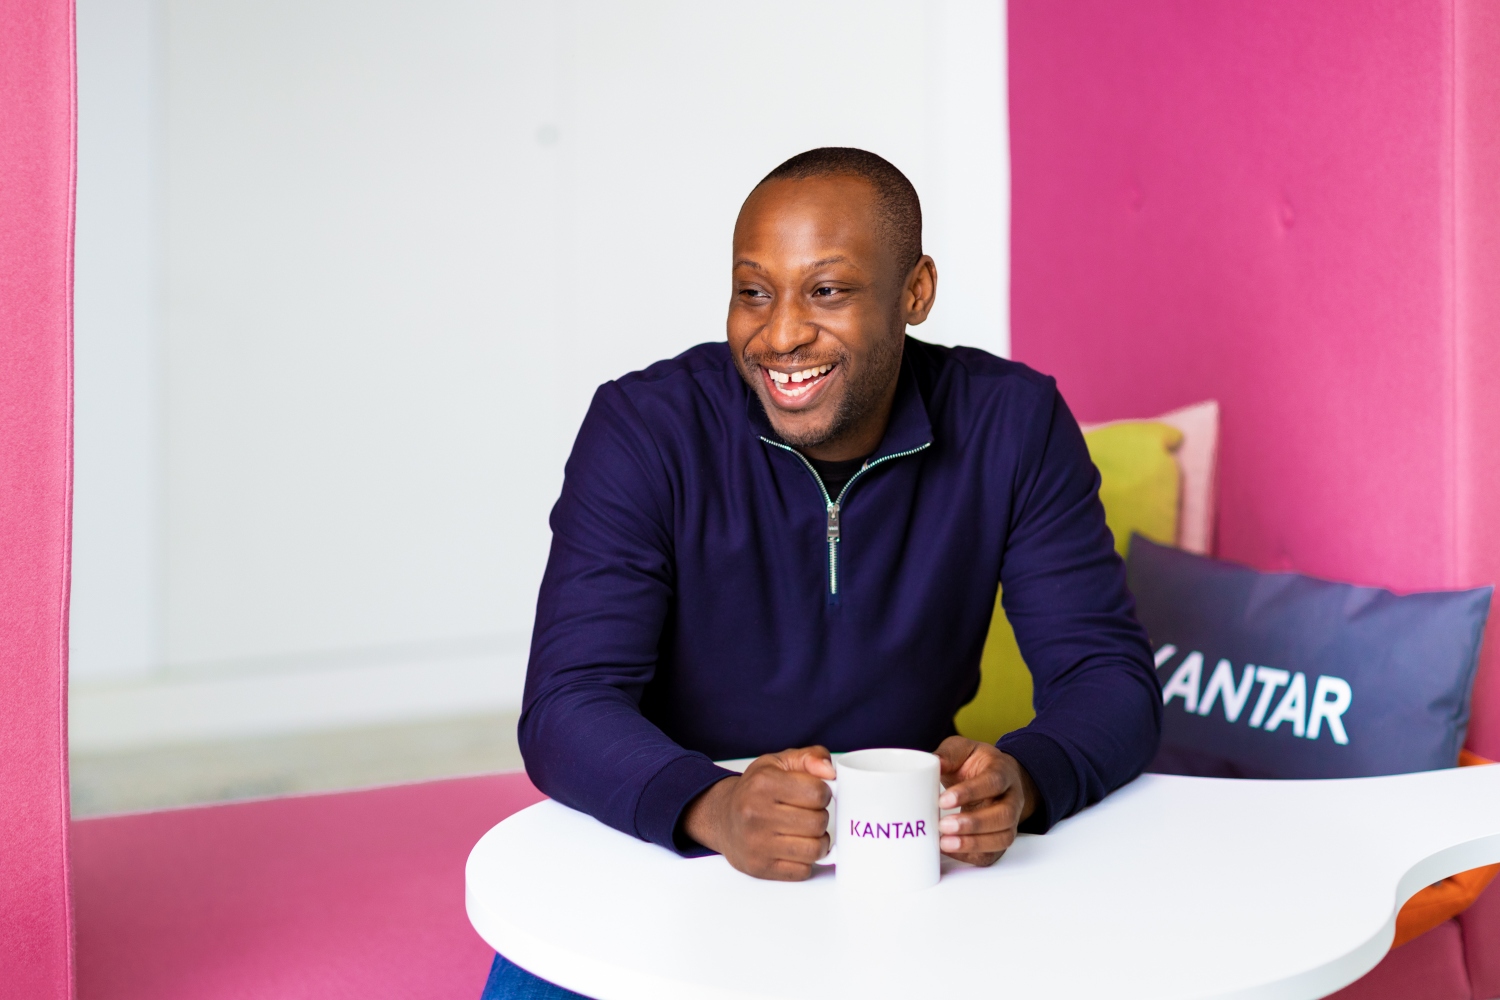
[779,745,836,779]
[934,735,973,773]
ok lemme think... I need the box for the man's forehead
[734,177,884,259]
[734,255,852,273]
[739,173,880,226]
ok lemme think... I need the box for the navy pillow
[1127,536,1492,779]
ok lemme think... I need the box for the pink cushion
[1323,919,1471,1000]
[1461,878,1500,998]
[1080,399,1219,556]
[73,773,545,1000]
[0,0,78,995]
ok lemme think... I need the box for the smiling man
[484,148,1160,995]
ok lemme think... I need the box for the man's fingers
[722,749,844,882]
[938,797,1019,838]
[938,802,1018,855]
[939,767,1008,809]
[724,845,821,882]
[761,858,818,882]
[745,750,833,808]
[938,790,1020,858]
[741,768,831,811]
[939,829,1016,856]
[742,800,831,839]
[771,831,831,864]
[777,772,833,809]
[774,745,836,780]
[933,735,974,775]
[736,832,827,878]
[730,770,830,835]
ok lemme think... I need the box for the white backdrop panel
[71,0,1007,741]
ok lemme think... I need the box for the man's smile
[760,362,838,408]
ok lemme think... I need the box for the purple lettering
[847,819,934,839]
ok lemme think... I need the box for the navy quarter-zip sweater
[520,337,1161,853]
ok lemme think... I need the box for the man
[481,148,1160,997]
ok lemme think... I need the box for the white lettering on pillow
[1161,651,1204,714]
[1308,676,1353,745]
[1248,667,1291,728]
[1155,647,1354,745]
[1198,659,1255,722]
[1263,672,1308,737]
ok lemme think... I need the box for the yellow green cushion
[953,421,1184,744]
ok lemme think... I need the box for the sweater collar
[743,345,935,460]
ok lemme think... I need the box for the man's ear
[902,256,938,325]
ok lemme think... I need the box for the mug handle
[815,778,838,866]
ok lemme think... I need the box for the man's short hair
[759,147,923,276]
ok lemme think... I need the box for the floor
[70,711,524,818]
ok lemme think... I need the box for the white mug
[815,748,941,892]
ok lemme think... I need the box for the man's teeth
[767,364,833,385]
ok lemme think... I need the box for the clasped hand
[681,737,1038,881]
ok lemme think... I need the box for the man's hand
[681,746,835,881]
[934,736,1038,866]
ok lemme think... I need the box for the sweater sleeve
[994,384,1162,832]
[519,382,735,855]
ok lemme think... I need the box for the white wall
[71,0,1009,750]
[73,0,164,683]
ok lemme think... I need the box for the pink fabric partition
[1009,0,1500,758]
[0,0,75,997]
[1454,0,1500,780]
[73,774,546,1000]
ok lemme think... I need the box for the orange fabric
[1391,751,1499,948]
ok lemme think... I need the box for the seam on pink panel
[60,0,78,994]
[1447,0,1460,592]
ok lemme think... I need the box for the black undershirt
[805,454,870,501]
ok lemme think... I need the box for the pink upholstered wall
[0,0,76,996]
[1009,0,1500,758]
[1454,0,1500,762]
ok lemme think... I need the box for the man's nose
[763,295,818,356]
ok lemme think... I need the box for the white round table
[467,764,1500,1000]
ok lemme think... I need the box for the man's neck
[802,451,871,501]
[797,379,899,462]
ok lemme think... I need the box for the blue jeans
[480,953,589,999]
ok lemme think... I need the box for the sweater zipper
[760,438,932,599]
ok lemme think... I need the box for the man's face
[727,175,912,455]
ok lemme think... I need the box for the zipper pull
[826,502,840,541]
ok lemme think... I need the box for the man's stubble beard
[739,330,905,451]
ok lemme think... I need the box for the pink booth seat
[72,772,544,1000]
[1463,879,1500,1000]
[1325,919,1473,1000]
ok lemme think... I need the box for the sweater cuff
[635,754,739,857]
[996,729,1077,834]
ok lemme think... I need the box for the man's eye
[740,288,769,299]
[813,286,837,297]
